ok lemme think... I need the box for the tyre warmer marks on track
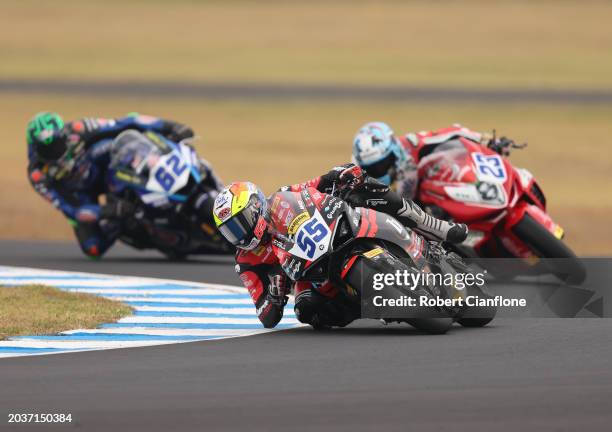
[0,266,302,358]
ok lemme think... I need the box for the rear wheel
[512,213,586,284]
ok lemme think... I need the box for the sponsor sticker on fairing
[287,212,310,235]
[326,200,343,219]
[363,247,384,258]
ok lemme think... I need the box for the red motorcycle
[414,137,585,284]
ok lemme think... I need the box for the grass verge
[0,285,132,340]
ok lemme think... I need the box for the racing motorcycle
[414,137,585,284]
[269,181,496,334]
[105,129,234,258]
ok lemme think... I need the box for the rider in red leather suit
[215,164,468,329]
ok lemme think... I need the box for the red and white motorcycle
[414,137,585,284]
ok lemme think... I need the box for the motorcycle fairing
[417,137,564,258]
[270,188,427,281]
[269,188,340,280]
[418,139,516,221]
[353,207,427,265]
[108,130,202,207]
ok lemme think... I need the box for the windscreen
[110,130,162,178]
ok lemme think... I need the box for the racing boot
[395,198,468,244]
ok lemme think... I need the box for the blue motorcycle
[106,130,234,258]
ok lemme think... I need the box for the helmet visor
[36,131,67,162]
[363,152,396,181]
[218,204,260,249]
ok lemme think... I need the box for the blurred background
[1,0,611,253]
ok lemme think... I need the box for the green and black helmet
[26,112,66,161]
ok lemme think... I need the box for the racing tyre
[456,285,496,328]
[404,317,454,334]
[457,317,494,328]
[443,254,497,327]
[342,249,453,335]
[163,250,188,261]
[512,213,586,285]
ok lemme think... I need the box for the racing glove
[338,164,366,191]
[165,121,194,143]
[486,135,527,157]
[266,273,290,307]
[319,163,366,193]
[487,136,513,156]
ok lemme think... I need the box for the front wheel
[340,246,453,335]
[439,251,497,328]
[456,285,496,328]
[403,317,454,334]
[162,250,188,261]
[512,213,586,284]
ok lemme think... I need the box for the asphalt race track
[1,240,612,431]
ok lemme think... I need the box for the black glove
[166,122,194,143]
[267,273,290,306]
[487,136,522,156]
[100,199,136,220]
[321,163,366,192]
[338,164,366,190]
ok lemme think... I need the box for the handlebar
[510,141,528,150]
[487,136,528,156]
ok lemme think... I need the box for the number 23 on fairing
[472,152,507,183]
[288,211,331,261]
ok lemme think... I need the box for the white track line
[64,288,244,296]
[0,279,215,288]
[0,340,192,349]
[118,316,301,325]
[134,305,255,314]
[62,328,277,337]
[104,296,254,304]
[132,305,297,316]
[0,265,246,293]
